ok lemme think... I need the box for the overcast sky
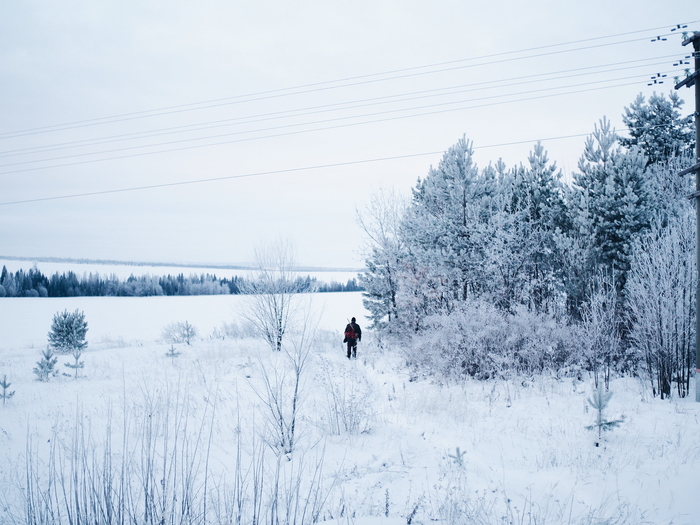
[1,1,697,268]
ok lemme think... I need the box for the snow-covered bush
[576,273,624,390]
[211,320,257,340]
[241,239,306,351]
[161,320,198,345]
[404,299,576,379]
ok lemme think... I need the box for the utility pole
[674,31,700,402]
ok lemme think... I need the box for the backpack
[344,324,356,341]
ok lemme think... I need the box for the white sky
[0,1,697,268]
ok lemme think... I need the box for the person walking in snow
[343,317,362,359]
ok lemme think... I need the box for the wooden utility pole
[674,31,700,402]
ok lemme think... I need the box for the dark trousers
[346,339,357,358]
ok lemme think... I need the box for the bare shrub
[251,313,316,455]
[319,359,374,435]
[13,387,331,525]
[161,320,198,345]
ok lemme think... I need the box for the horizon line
[0,255,364,274]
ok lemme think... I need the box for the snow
[0,291,699,524]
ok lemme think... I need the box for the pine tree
[1,375,15,405]
[33,349,58,382]
[572,118,649,295]
[64,350,85,379]
[619,91,694,165]
[511,142,568,229]
[401,136,500,319]
[586,383,624,444]
[504,142,570,310]
[165,344,181,365]
[48,309,88,354]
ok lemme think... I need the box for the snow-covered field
[0,292,699,524]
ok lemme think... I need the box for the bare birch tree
[251,302,316,455]
[626,212,695,398]
[242,239,305,351]
[579,273,621,389]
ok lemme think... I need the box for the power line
[0,132,596,206]
[1,21,696,139]
[1,121,663,207]
[0,55,679,159]
[0,116,680,206]
[0,75,664,173]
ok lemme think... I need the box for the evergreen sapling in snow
[165,344,181,364]
[34,349,58,382]
[1,375,15,405]
[63,350,85,379]
[586,383,624,444]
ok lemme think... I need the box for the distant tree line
[0,266,362,298]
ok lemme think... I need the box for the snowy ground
[0,292,698,524]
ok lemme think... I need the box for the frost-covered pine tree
[165,344,181,365]
[500,142,570,311]
[399,136,502,322]
[48,309,88,354]
[511,141,568,229]
[619,91,694,165]
[572,118,649,296]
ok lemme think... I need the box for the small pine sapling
[1,375,15,405]
[34,348,58,382]
[63,350,85,379]
[165,344,181,364]
[181,321,196,345]
[586,383,625,445]
[447,447,467,466]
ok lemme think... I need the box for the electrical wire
[0,55,680,159]
[1,20,696,139]
[0,135,587,206]
[0,121,668,208]
[0,73,670,173]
